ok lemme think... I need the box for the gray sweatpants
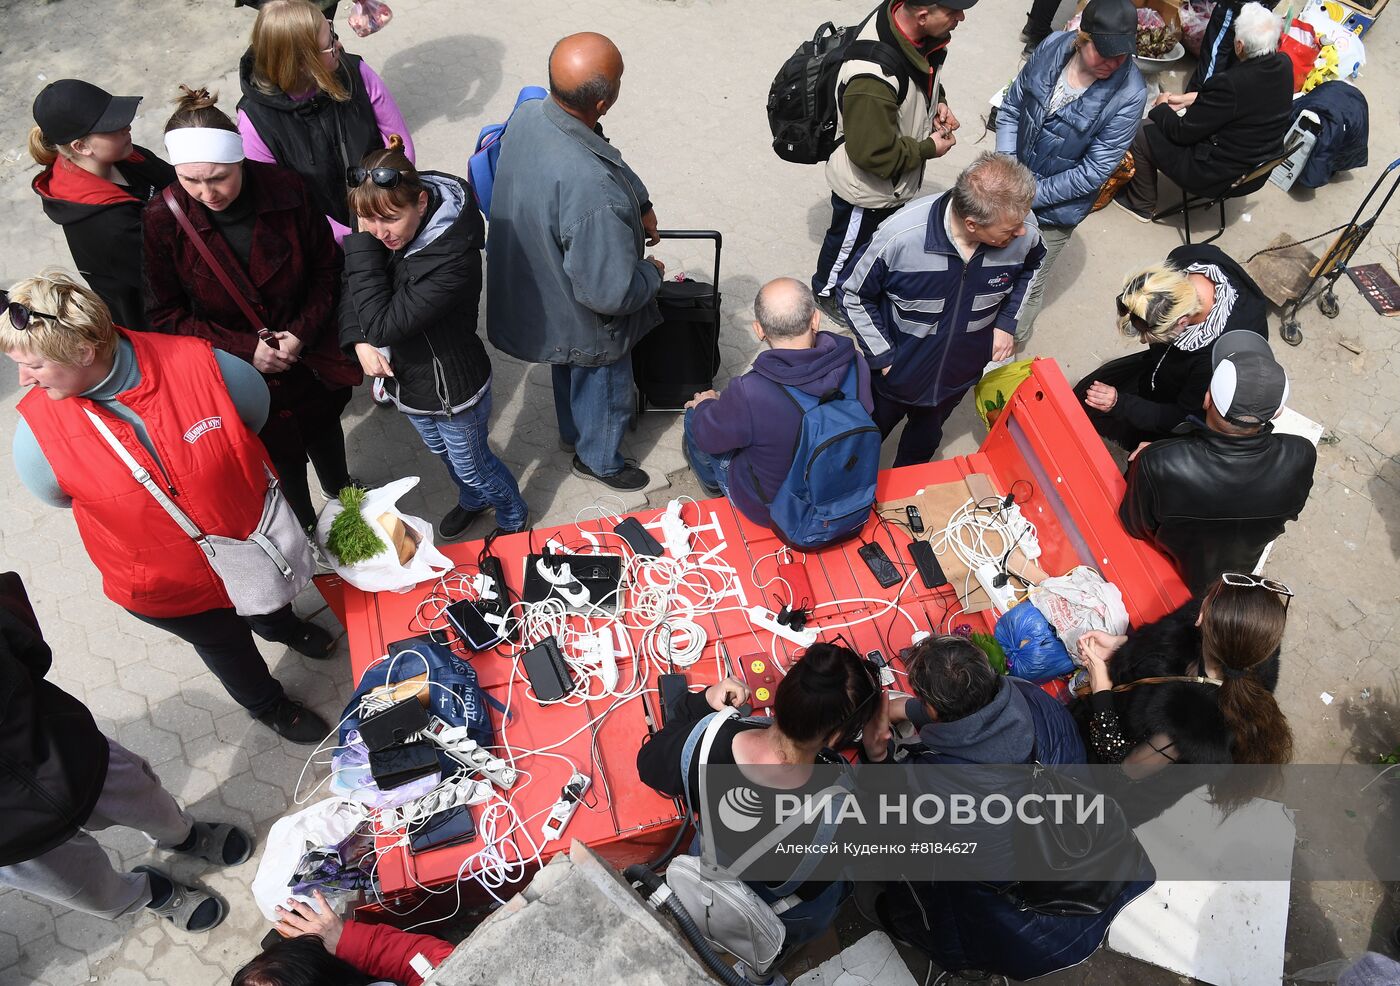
[0,739,193,919]
[1015,222,1075,343]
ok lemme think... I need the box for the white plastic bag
[1027,566,1129,659]
[315,477,452,592]
[251,798,369,921]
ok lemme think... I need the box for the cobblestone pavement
[0,0,1397,983]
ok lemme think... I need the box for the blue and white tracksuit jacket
[838,192,1045,407]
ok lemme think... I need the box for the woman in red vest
[143,86,361,531]
[4,270,333,744]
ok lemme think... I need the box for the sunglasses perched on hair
[1221,572,1294,597]
[0,291,57,332]
[346,166,405,189]
[1114,295,1150,332]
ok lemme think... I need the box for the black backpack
[767,10,909,165]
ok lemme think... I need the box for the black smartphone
[858,542,902,589]
[614,516,664,556]
[409,804,478,854]
[658,673,691,724]
[444,599,502,651]
[907,539,948,590]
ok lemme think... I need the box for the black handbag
[990,739,1153,916]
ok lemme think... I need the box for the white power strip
[423,719,519,789]
[747,605,818,648]
[379,774,492,830]
[541,772,591,842]
[975,562,1021,615]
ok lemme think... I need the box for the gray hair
[951,152,1036,226]
[548,72,619,115]
[1234,2,1282,59]
[905,635,1000,723]
[754,278,817,340]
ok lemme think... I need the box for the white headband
[164,127,245,166]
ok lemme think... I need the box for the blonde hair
[1116,263,1201,343]
[28,126,75,168]
[250,0,349,102]
[0,270,117,366]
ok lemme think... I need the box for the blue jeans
[551,355,633,476]
[406,390,528,532]
[682,407,732,495]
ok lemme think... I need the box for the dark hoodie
[904,676,1085,766]
[32,148,175,331]
[689,331,873,527]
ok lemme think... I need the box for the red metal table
[317,359,1189,914]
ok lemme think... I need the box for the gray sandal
[135,866,227,933]
[177,821,253,867]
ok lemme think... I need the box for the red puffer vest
[18,331,272,617]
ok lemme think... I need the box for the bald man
[486,32,663,493]
[683,278,874,533]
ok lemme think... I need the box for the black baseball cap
[1210,330,1290,426]
[32,80,141,145]
[1081,0,1138,58]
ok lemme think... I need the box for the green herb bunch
[325,486,386,565]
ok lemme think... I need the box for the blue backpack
[468,85,546,219]
[765,361,879,549]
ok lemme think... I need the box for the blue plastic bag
[339,636,502,751]
[994,601,1074,683]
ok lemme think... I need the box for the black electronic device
[369,740,439,790]
[613,516,664,557]
[866,648,896,687]
[359,697,430,753]
[522,552,623,612]
[658,673,691,725]
[521,635,575,703]
[906,505,924,533]
[444,599,503,651]
[907,539,948,589]
[408,804,478,854]
[858,542,902,589]
[476,555,511,619]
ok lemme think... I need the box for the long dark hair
[231,936,375,986]
[1200,580,1294,764]
[772,642,878,749]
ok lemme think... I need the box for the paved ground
[0,0,1397,983]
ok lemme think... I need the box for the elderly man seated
[1112,1,1292,220]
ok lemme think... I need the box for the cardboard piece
[877,474,1049,615]
[1242,233,1321,307]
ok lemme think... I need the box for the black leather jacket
[1120,423,1316,593]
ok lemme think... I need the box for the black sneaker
[814,292,851,328]
[255,698,330,745]
[571,455,649,492]
[438,505,487,541]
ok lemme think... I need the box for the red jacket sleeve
[335,919,455,986]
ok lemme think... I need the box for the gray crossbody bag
[84,408,314,616]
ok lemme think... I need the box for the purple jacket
[690,331,873,526]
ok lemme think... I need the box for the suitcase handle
[656,229,721,307]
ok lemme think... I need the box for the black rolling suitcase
[632,230,722,413]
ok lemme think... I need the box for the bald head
[754,278,819,344]
[549,33,624,120]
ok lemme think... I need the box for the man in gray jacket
[486,32,664,492]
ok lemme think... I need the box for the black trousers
[260,371,353,529]
[812,193,898,299]
[128,604,304,715]
[1073,353,1161,452]
[871,384,970,468]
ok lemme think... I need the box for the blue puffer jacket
[996,32,1147,228]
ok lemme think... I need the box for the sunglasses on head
[345,166,404,189]
[1220,572,1293,612]
[0,291,57,332]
